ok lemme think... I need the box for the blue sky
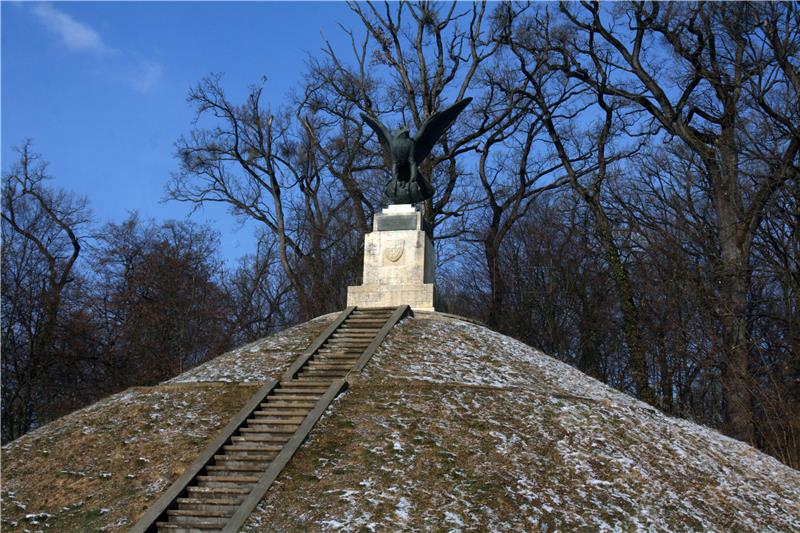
[2,1,361,262]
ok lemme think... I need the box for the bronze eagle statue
[360,97,472,204]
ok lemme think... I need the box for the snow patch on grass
[168,314,334,384]
[242,314,800,531]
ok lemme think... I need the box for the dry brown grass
[1,383,257,531]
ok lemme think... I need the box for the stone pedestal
[347,204,435,311]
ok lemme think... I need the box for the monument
[347,98,472,311]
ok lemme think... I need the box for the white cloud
[31,3,108,53]
[29,3,165,94]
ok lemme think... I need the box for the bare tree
[169,76,360,320]
[225,234,292,345]
[503,0,799,440]
[1,142,91,441]
[496,3,654,402]
[468,80,572,326]
[91,214,233,386]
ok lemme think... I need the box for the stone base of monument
[347,204,435,312]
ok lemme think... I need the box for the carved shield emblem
[383,240,404,263]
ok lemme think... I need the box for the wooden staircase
[131,305,410,533]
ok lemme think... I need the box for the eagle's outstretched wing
[413,97,472,164]
[360,112,393,165]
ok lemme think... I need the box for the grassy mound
[3,313,798,531]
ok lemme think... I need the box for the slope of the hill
[2,312,798,532]
[0,314,335,532]
[240,315,800,532]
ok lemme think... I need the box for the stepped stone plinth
[347,204,435,311]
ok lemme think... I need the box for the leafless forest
[3,2,798,468]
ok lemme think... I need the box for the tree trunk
[710,141,756,443]
[718,236,755,442]
[577,302,602,380]
[485,237,505,329]
[592,202,655,403]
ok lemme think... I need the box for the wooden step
[281,380,332,387]
[252,409,308,416]
[244,423,300,432]
[206,465,266,476]
[214,453,276,463]
[250,416,305,424]
[240,426,297,434]
[177,497,242,506]
[244,423,299,432]
[196,475,258,488]
[260,401,316,408]
[298,372,347,379]
[271,388,325,395]
[166,509,230,527]
[223,444,284,453]
[323,345,369,350]
[321,344,369,350]
[315,355,359,361]
[267,394,324,401]
[176,497,241,513]
[325,341,369,352]
[157,520,222,531]
[206,461,267,471]
[210,461,271,471]
[177,498,241,515]
[231,435,289,444]
[168,509,232,518]
[186,486,251,498]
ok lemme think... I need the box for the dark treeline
[3,2,798,468]
[2,143,292,441]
